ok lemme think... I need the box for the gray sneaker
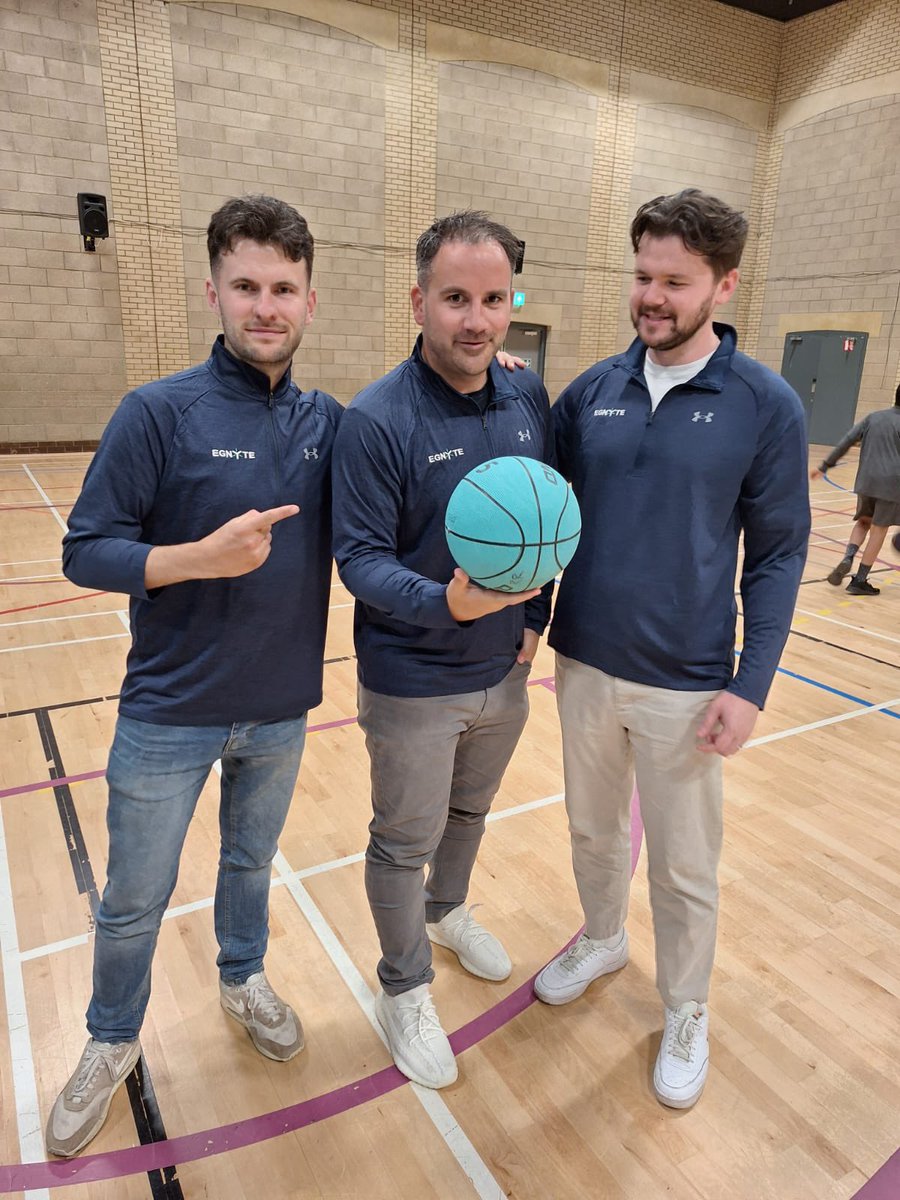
[220,970,304,1061]
[45,1037,141,1158]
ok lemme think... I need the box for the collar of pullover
[206,335,295,402]
[621,322,737,393]
[410,335,524,407]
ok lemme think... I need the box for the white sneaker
[374,984,458,1089]
[426,904,512,981]
[533,930,629,1004]
[653,1001,709,1109]
[220,971,304,1062]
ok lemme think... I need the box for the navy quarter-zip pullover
[332,339,553,697]
[550,324,810,708]
[63,337,342,724]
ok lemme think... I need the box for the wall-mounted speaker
[76,193,109,251]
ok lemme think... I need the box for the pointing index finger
[259,504,300,528]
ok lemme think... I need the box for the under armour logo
[517,429,531,442]
[692,412,714,423]
[303,447,318,460]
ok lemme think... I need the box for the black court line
[0,655,356,721]
[35,708,100,910]
[34,707,185,1200]
[787,627,900,671]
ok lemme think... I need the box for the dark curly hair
[630,189,748,278]
[207,194,314,279]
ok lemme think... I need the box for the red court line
[0,797,642,1192]
[0,591,107,616]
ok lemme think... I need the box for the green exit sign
[513,291,526,309]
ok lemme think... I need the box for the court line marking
[17,792,565,963]
[1,622,896,1192]
[0,798,51,1200]
[793,607,900,647]
[272,851,506,1200]
[0,610,128,630]
[20,466,68,537]
[0,559,59,569]
[3,669,898,802]
[0,795,643,1194]
[0,574,65,584]
[0,634,129,656]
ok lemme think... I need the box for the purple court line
[850,1149,900,1200]
[0,795,642,1192]
[0,769,105,800]
[0,679,557,801]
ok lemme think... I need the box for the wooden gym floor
[0,448,897,1200]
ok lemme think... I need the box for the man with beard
[531,190,810,1109]
[47,195,341,1157]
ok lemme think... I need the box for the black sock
[856,563,871,582]
[844,542,860,562]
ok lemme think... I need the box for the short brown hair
[207,194,314,279]
[416,210,521,286]
[630,189,748,278]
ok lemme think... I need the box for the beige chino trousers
[555,653,724,1008]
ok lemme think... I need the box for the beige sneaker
[220,970,304,1061]
[45,1037,141,1158]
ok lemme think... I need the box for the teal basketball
[445,456,581,592]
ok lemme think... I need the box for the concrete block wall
[1,0,899,447]
[0,0,125,449]
[168,2,387,398]
[434,59,597,402]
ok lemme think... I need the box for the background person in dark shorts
[812,384,900,596]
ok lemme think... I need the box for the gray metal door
[504,322,547,381]
[780,330,868,444]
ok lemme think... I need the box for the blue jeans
[87,713,307,1043]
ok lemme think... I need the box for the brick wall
[2,0,899,446]
[434,59,596,400]
[0,0,125,447]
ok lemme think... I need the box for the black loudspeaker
[76,192,109,251]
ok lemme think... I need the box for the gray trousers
[359,661,531,996]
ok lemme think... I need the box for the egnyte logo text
[428,447,465,464]
[593,409,625,417]
[304,447,318,460]
[692,412,714,423]
[212,449,256,459]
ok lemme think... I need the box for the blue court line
[736,650,900,720]
[774,663,899,718]
[820,470,848,491]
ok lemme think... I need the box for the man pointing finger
[47,196,342,1159]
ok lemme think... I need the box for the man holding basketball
[332,211,552,1089]
[532,190,809,1109]
[47,196,342,1157]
